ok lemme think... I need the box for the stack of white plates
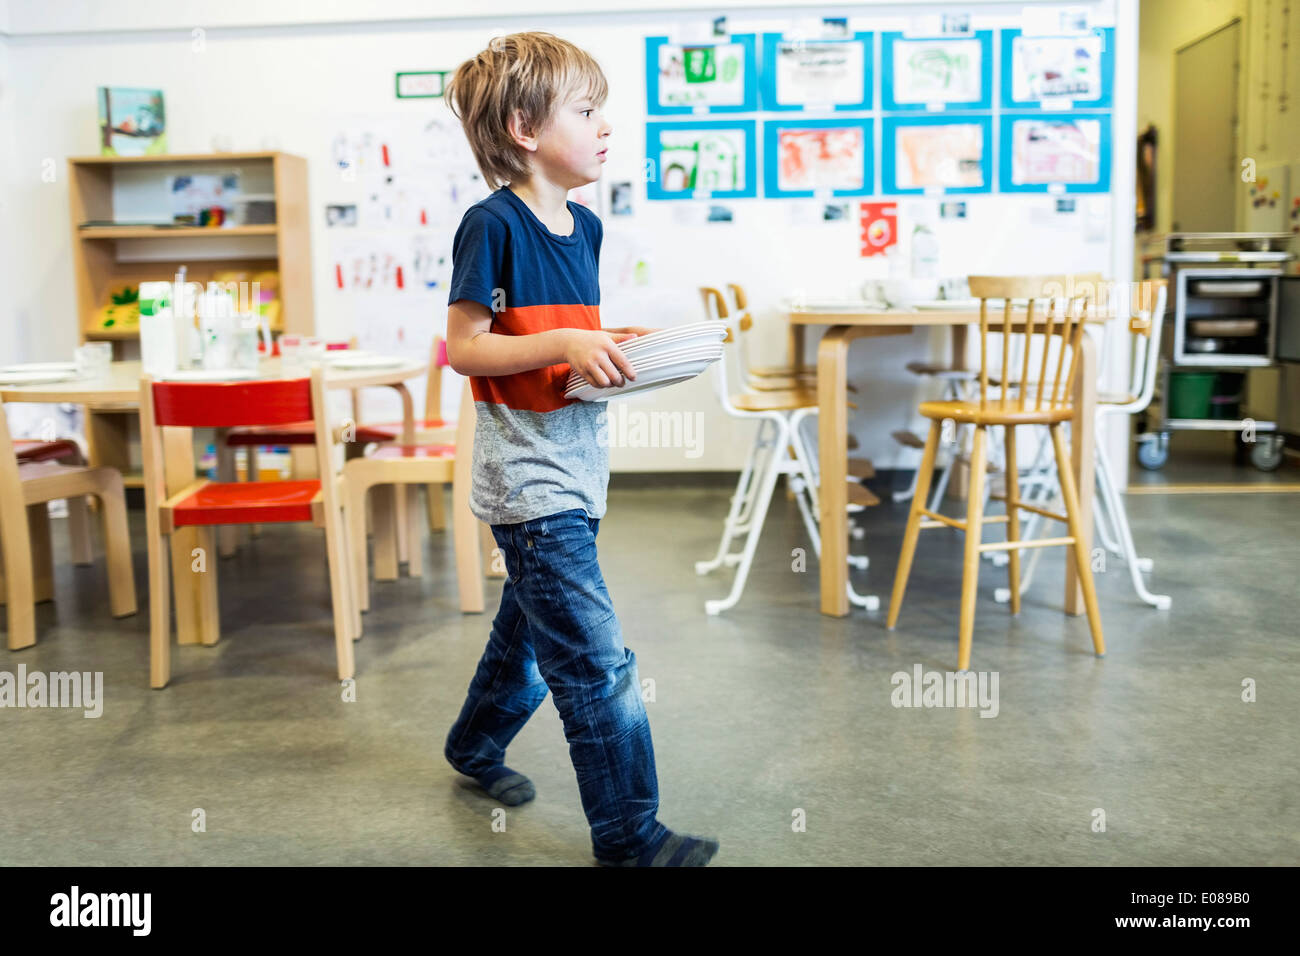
[0,363,81,386]
[564,322,727,402]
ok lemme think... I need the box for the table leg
[1066,332,1097,616]
[164,427,220,645]
[789,323,805,371]
[817,328,853,616]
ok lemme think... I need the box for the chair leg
[2,494,36,650]
[1096,439,1171,610]
[1003,425,1022,616]
[322,503,357,681]
[149,530,172,689]
[453,480,485,613]
[704,416,788,615]
[427,483,446,532]
[337,496,362,641]
[371,484,398,580]
[193,527,221,647]
[957,426,989,672]
[247,447,262,538]
[406,483,424,579]
[216,438,239,558]
[67,496,94,566]
[27,504,55,604]
[97,477,138,618]
[1050,424,1106,657]
[887,420,942,629]
[696,418,768,575]
[348,475,371,614]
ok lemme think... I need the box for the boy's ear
[507,109,539,153]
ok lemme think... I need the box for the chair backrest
[139,368,338,521]
[424,334,450,422]
[1110,278,1168,413]
[967,273,1104,414]
[150,377,313,428]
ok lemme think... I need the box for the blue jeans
[444,508,668,862]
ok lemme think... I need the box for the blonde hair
[446,32,608,189]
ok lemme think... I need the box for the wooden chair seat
[905,361,977,380]
[918,399,1074,426]
[733,390,857,413]
[167,479,323,528]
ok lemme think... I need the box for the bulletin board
[758,32,872,111]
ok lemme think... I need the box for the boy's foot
[469,765,535,806]
[596,830,720,867]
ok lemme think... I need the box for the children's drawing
[658,128,746,192]
[893,38,982,103]
[774,40,865,106]
[777,127,865,192]
[1010,118,1101,184]
[1012,34,1103,101]
[657,42,747,108]
[895,124,985,189]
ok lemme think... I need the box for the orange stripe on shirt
[470,303,602,413]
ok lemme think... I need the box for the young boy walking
[440,32,719,867]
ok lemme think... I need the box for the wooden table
[786,304,1099,619]
[1,357,426,646]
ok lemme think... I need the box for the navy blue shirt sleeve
[448,206,508,310]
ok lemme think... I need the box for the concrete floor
[1,477,1296,865]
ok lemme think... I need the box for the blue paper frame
[759,32,873,111]
[1000,28,1115,109]
[645,34,759,115]
[998,112,1112,193]
[880,31,993,111]
[645,120,758,200]
[881,115,993,195]
[763,118,874,197]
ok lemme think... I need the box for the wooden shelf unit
[67,151,314,486]
[68,151,315,349]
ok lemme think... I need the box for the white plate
[0,370,81,386]
[568,344,723,386]
[156,368,260,382]
[327,355,406,370]
[320,350,375,363]
[615,323,727,352]
[0,362,80,374]
[620,335,726,361]
[911,299,979,311]
[565,354,719,402]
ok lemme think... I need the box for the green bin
[1167,372,1217,420]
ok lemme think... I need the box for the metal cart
[1138,232,1296,471]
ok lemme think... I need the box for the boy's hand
[604,325,661,338]
[564,329,638,387]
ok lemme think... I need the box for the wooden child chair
[886,274,1107,670]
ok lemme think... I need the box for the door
[1172,19,1241,232]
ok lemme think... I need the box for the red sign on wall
[859,202,898,257]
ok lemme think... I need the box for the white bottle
[140,305,178,377]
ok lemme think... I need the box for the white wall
[2,0,1137,475]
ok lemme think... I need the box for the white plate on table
[0,369,81,386]
[327,355,406,370]
[0,362,80,374]
[156,368,260,382]
[319,349,375,363]
[911,299,981,311]
[565,353,719,402]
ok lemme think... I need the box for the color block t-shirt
[448,187,608,526]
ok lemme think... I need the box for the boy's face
[531,87,611,189]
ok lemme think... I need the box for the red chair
[140,367,357,688]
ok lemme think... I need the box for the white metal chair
[695,287,879,614]
[995,279,1171,610]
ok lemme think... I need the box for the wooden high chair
[886,274,1106,670]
